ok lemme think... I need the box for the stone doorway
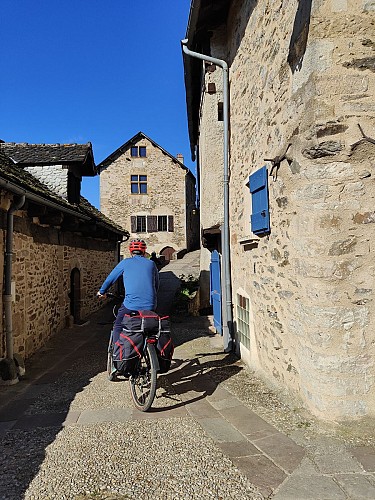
[160,246,176,263]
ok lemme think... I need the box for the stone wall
[198,0,375,419]
[0,201,117,359]
[197,26,228,306]
[100,137,194,257]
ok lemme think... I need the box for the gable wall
[100,138,190,257]
[197,0,375,419]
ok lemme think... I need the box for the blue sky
[0,0,193,208]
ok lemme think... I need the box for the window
[237,294,251,350]
[130,146,147,157]
[158,215,168,232]
[131,174,147,194]
[130,214,174,233]
[136,215,146,233]
[248,166,270,235]
[218,102,223,121]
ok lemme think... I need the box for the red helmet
[129,238,147,255]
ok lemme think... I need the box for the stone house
[98,131,199,262]
[0,143,128,383]
[183,0,375,420]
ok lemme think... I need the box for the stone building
[183,0,375,420]
[98,132,199,262]
[0,143,128,383]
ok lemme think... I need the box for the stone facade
[185,0,375,420]
[99,132,198,260]
[0,195,117,359]
[0,147,126,366]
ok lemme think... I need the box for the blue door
[210,250,222,334]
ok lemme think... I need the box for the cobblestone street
[1,252,375,499]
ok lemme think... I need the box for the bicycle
[105,293,160,412]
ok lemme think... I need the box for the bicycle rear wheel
[107,331,116,381]
[130,343,158,411]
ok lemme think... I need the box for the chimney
[176,153,184,164]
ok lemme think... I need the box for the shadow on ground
[0,304,237,499]
[0,305,114,500]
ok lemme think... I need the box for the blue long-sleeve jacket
[99,256,159,311]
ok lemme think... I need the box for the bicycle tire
[107,331,116,381]
[130,343,158,411]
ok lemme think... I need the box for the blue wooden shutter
[249,166,270,235]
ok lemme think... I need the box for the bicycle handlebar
[98,292,124,301]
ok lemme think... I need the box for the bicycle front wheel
[130,343,158,411]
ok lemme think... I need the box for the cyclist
[97,239,159,346]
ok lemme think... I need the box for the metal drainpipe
[4,194,26,366]
[181,39,234,352]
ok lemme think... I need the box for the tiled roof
[0,142,93,165]
[0,151,128,237]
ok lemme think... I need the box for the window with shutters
[248,166,270,235]
[158,215,168,231]
[168,215,174,232]
[130,214,174,233]
[131,174,147,194]
[136,215,146,233]
[237,293,251,350]
[147,215,157,232]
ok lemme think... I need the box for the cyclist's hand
[97,291,106,299]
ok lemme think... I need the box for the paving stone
[22,384,53,399]
[292,456,321,476]
[220,404,277,438]
[34,371,62,384]
[208,395,243,411]
[232,454,287,497]
[272,475,346,500]
[185,398,221,418]
[177,389,205,405]
[351,446,375,472]
[334,473,375,499]
[77,408,132,424]
[218,440,260,457]
[0,420,16,434]
[313,451,363,474]
[170,379,196,398]
[131,405,188,420]
[64,410,81,425]
[197,417,246,443]
[13,412,70,429]
[0,399,32,421]
[251,431,305,473]
[191,373,218,394]
[205,385,233,402]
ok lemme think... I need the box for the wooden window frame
[130,146,147,158]
[130,174,147,194]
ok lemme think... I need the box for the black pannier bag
[156,316,174,374]
[121,310,159,336]
[113,329,143,376]
[119,311,174,374]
